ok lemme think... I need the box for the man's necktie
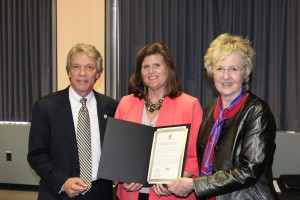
[77,98,92,194]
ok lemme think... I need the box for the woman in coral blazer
[115,42,202,200]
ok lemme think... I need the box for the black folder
[98,117,189,185]
[279,175,300,191]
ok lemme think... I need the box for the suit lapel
[94,92,107,147]
[156,96,175,126]
[57,88,79,163]
[130,98,144,124]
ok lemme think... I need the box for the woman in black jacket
[168,33,279,200]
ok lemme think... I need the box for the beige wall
[57,0,105,93]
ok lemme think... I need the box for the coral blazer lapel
[156,96,175,126]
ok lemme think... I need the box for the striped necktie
[77,98,92,194]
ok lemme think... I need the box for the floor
[0,188,119,200]
[0,189,38,200]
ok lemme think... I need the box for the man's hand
[63,177,89,198]
[167,178,194,197]
[152,183,171,197]
[123,182,143,192]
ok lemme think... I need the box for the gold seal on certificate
[147,126,188,184]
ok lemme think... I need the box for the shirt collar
[69,86,94,104]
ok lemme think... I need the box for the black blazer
[194,93,278,200]
[27,87,118,200]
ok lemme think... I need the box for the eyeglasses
[213,66,244,75]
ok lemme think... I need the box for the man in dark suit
[27,43,118,200]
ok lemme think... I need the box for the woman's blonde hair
[204,33,255,90]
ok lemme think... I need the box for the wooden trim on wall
[56,0,105,94]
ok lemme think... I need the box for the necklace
[145,97,164,112]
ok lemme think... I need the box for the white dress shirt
[69,87,101,181]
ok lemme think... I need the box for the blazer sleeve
[183,97,203,178]
[157,94,203,178]
[27,100,69,194]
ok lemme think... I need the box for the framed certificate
[98,118,190,185]
[147,126,189,184]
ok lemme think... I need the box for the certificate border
[147,126,188,184]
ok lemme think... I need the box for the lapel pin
[104,114,108,119]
